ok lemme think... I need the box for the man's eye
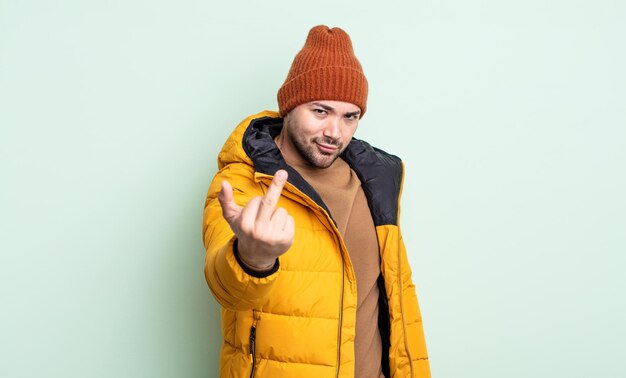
[314,109,327,115]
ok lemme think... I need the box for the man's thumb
[218,180,240,222]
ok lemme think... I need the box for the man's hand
[218,169,295,270]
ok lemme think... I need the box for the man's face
[281,100,361,169]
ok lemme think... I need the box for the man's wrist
[239,252,276,271]
[233,239,279,277]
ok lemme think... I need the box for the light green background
[1,0,625,377]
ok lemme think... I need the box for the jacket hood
[218,110,404,226]
[217,110,280,169]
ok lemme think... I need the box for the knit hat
[277,25,368,118]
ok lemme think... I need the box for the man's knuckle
[247,228,259,239]
[236,217,246,229]
[261,197,275,208]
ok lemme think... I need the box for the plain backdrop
[1,0,625,377]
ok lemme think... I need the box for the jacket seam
[278,269,341,274]
[406,318,423,326]
[255,311,339,320]
[254,356,335,368]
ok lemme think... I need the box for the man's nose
[322,117,341,139]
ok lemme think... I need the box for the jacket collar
[241,114,403,226]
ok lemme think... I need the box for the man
[202,25,430,377]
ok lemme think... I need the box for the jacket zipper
[257,174,348,378]
[285,180,345,377]
[335,257,344,378]
[249,312,260,378]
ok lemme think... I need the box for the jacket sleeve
[202,165,280,311]
[398,230,431,377]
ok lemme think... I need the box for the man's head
[276,25,368,168]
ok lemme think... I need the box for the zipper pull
[249,325,256,355]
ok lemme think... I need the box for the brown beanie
[277,25,368,118]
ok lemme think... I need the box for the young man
[202,25,430,377]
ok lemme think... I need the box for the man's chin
[296,142,341,168]
[310,154,340,169]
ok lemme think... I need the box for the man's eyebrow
[311,102,335,111]
[345,110,361,117]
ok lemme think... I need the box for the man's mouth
[316,141,339,153]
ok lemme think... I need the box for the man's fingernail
[276,170,287,180]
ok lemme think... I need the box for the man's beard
[289,133,344,169]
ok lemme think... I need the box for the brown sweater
[285,155,384,378]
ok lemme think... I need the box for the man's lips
[316,142,339,153]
